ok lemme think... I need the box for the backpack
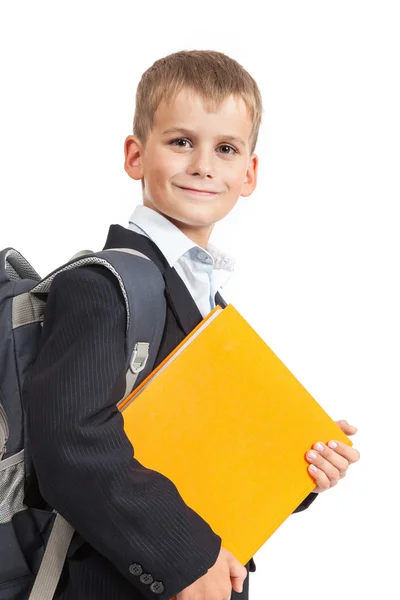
[0,246,167,600]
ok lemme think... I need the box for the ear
[241,154,258,197]
[124,135,144,181]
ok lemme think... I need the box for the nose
[186,148,215,178]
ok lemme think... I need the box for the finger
[230,568,247,594]
[306,450,341,486]
[327,440,360,464]
[312,442,349,473]
[308,464,331,492]
[335,419,358,435]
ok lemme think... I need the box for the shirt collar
[128,205,236,274]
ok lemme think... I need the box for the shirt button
[128,563,143,576]
[197,251,207,260]
[140,573,154,585]
[150,581,165,594]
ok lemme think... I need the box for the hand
[176,546,247,600]
[306,419,360,493]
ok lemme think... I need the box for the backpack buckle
[129,342,150,374]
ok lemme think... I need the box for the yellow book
[119,304,352,566]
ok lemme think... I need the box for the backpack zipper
[0,403,9,460]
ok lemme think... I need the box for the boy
[23,50,360,600]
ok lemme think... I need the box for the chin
[169,215,214,229]
[176,209,221,227]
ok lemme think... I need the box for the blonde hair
[133,50,263,153]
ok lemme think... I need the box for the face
[124,88,258,247]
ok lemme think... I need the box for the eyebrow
[162,127,246,148]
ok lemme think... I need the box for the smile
[176,186,219,196]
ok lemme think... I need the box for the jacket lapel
[103,225,203,336]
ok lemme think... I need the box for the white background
[1,1,399,598]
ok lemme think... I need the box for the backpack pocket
[0,518,32,582]
[0,450,30,585]
[0,507,55,586]
[0,404,8,460]
[0,574,35,600]
[0,450,26,524]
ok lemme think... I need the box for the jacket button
[128,563,143,576]
[150,581,165,594]
[140,573,154,585]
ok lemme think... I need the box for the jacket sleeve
[22,266,221,600]
[292,492,318,513]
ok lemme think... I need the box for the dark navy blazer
[22,225,316,600]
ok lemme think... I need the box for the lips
[176,185,219,195]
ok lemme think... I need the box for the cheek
[226,171,247,193]
[151,149,185,182]
[221,160,248,189]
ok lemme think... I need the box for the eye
[218,144,237,155]
[169,138,192,148]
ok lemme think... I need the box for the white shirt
[128,205,235,317]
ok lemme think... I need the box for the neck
[168,219,214,249]
[142,201,214,248]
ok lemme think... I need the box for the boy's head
[124,50,263,247]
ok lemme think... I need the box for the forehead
[152,88,253,143]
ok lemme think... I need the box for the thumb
[228,557,247,593]
[336,419,358,435]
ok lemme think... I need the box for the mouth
[175,185,220,196]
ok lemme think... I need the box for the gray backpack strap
[28,514,74,600]
[95,248,167,402]
[28,247,166,599]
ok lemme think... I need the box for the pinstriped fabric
[22,266,223,600]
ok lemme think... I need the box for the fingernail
[314,442,324,452]
[328,441,338,449]
[309,464,318,472]
[307,451,317,460]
